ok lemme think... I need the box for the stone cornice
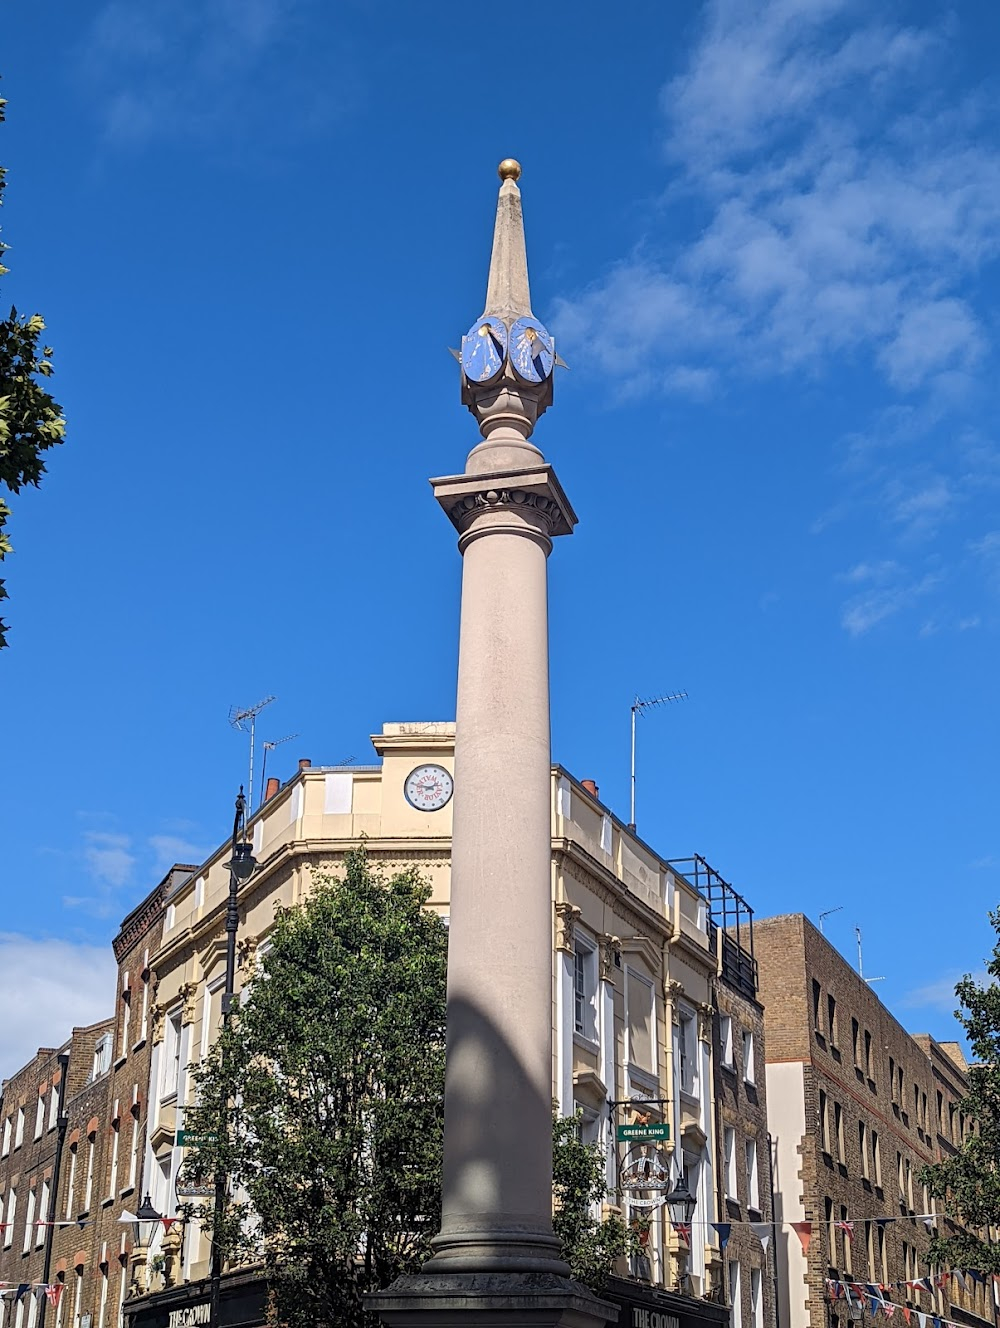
[431,464,576,540]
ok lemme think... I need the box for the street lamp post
[129,1195,164,1295]
[208,789,258,1328]
[664,1174,697,1291]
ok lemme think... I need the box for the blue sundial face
[509,316,554,383]
[461,316,508,383]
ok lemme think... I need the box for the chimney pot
[581,779,600,800]
[264,777,280,801]
[298,759,311,771]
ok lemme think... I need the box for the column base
[367,1272,618,1328]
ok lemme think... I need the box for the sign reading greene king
[631,1310,679,1328]
[616,1123,670,1142]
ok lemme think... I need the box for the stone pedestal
[369,1273,617,1328]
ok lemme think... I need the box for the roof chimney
[264,777,280,802]
[581,779,599,801]
[298,759,311,771]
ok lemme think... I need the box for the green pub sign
[616,1122,670,1142]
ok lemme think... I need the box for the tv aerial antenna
[630,691,688,831]
[229,696,275,818]
[819,905,843,934]
[259,733,299,809]
[855,926,884,984]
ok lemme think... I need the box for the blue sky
[2,0,999,1068]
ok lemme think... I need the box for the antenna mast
[258,732,299,810]
[819,905,843,934]
[229,696,275,817]
[629,690,688,831]
[855,925,885,984]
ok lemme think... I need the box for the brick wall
[755,915,996,1328]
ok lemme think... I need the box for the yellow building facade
[141,723,722,1299]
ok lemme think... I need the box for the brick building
[754,915,994,1328]
[0,871,176,1328]
[46,874,177,1328]
[679,859,775,1328]
[0,1044,69,1328]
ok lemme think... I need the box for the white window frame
[34,1095,45,1140]
[1,1116,10,1157]
[678,1007,698,1096]
[48,1083,59,1131]
[742,1029,756,1085]
[572,936,598,1046]
[751,1267,764,1328]
[720,1015,734,1068]
[107,1112,120,1200]
[14,1107,25,1149]
[137,949,151,1046]
[161,1008,183,1101]
[724,1126,737,1199]
[83,1134,96,1212]
[3,1188,14,1248]
[36,1178,49,1248]
[745,1138,759,1211]
[93,1033,113,1082]
[64,1146,77,1219]
[625,967,655,1075]
[729,1259,742,1328]
[22,1185,35,1254]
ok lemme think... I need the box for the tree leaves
[0,91,66,647]
[920,908,1000,1272]
[180,849,448,1328]
[552,1112,639,1292]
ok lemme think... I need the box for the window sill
[573,1031,600,1056]
[132,1038,147,1054]
[160,1092,179,1108]
[102,1196,115,1209]
[721,1060,736,1075]
[743,1077,757,1088]
[119,1186,135,1199]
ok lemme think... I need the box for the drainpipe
[38,1051,71,1328]
[767,1131,782,1328]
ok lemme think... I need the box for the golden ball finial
[498,158,522,182]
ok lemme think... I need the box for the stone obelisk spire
[370,161,615,1328]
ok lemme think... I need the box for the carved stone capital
[697,1001,715,1044]
[237,934,259,971]
[179,982,198,1026]
[150,1003,165,1045]
[432,465,577,543]
[599,934,622,982]
[554,901,581,954]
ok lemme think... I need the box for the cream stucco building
[138,723,725,1305]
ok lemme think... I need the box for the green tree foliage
[182,849,632,1327]
[920,910,1000,1272]
[0,90,66,647]
[552,1112,639,1292]
[181,849,449,1328]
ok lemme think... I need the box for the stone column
[368,161,615,1328]
[427,481,563,1272]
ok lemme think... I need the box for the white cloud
[83,831,135,888]
[840,568,941,636]
[554,1,1000,398]
[148,834,210,873]
[901,969,988,1014]
[0,935,115,1072]
[82,0,358,147]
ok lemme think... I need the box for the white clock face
[404,764,454,812]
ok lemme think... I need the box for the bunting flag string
[825,1276,997,1325]
[711,1223,732,1249]
[671,1222,692,1246]
[792,1221,813,1256]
